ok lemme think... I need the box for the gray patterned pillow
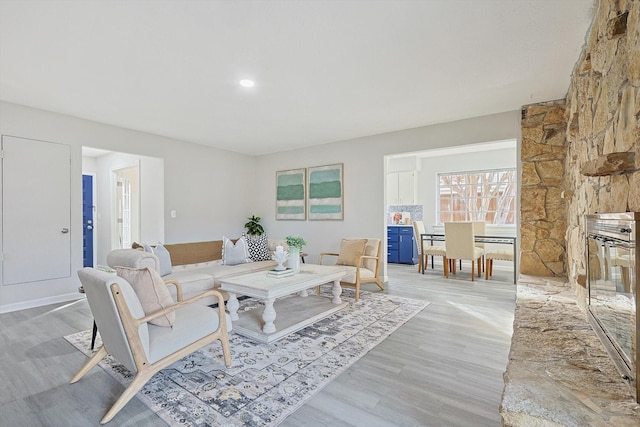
[246,234,271,261]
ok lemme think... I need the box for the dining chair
[413,221,446,273]
[485,249,514,280]
[473,221,486,272]
[444,222,484,281]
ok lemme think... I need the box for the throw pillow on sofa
[246,234,271,261]
[142,243,173,276]
[222,236,252,265]
[116,266,175,327]
[153,243,173,276]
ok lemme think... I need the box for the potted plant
[244,215,264,236]
[285,235,306,251]
[285,235,306,272]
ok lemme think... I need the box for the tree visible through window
[438,169,516,224]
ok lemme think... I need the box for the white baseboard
[0,292,85,314]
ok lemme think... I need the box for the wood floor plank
[0,263,516,426]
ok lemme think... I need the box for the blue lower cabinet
[387,227,399,263]
[387,226,417,264]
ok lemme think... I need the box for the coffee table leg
[227,292,239,321]
[262,298,277,333]
[331,280,342,304]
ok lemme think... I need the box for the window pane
[437,168,516,225]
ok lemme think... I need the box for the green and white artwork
[308,163,343,220]
[276,168,306,220]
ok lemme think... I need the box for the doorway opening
[113,165,140,249]
[82,147,164,265]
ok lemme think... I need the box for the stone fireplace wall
[520,101,568,277]
[564,0,640,308]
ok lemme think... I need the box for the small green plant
[244,215,264,236]
[286,235,306,250]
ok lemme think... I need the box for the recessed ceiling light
[239,79,255,88]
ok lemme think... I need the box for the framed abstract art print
[276,168,306,220]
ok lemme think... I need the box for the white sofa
[106,239,287,305]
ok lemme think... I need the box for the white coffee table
[220,264,347,343]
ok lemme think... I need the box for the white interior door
[2,135,71,285]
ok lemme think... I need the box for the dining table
[420,233,517,284]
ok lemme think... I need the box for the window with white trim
[438,168,516,224]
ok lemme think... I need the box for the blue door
[82,174,94,267]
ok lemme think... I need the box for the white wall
[0,101,256,312]
[254,110,521,278]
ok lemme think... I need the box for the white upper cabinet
[387,171,415,205]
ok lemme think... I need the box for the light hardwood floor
[0,263,516,426]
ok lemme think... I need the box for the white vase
[288,248,300,273]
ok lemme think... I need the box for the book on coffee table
[267,268,294,278]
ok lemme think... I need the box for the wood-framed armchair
[318,238,383,301]
[71,268,232,424]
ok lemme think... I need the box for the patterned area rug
[65,289,429,426]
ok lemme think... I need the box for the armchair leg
[220,335,232,368]
[70,345,107,384]
[100,369,155,424]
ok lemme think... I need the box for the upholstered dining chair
[318,238,383,301]
[444,222,485,281]
[473,221,486,272]
[413,220,446,273]
[71,268,232,424]
[485,249,514,280]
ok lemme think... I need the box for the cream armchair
[71,268,232,424]
[318,238,383,301]
[444,222,484,281]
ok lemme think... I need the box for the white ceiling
[0,0,594,156]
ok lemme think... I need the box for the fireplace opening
[586,212,638,401]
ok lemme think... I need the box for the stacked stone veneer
[505,2,640,424]
[563,0,640,308]
[520,101,568,277]
[520,1,640,294]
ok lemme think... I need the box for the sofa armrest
[107,249,160,271]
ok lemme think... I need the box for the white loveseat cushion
[163,260,277,302]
